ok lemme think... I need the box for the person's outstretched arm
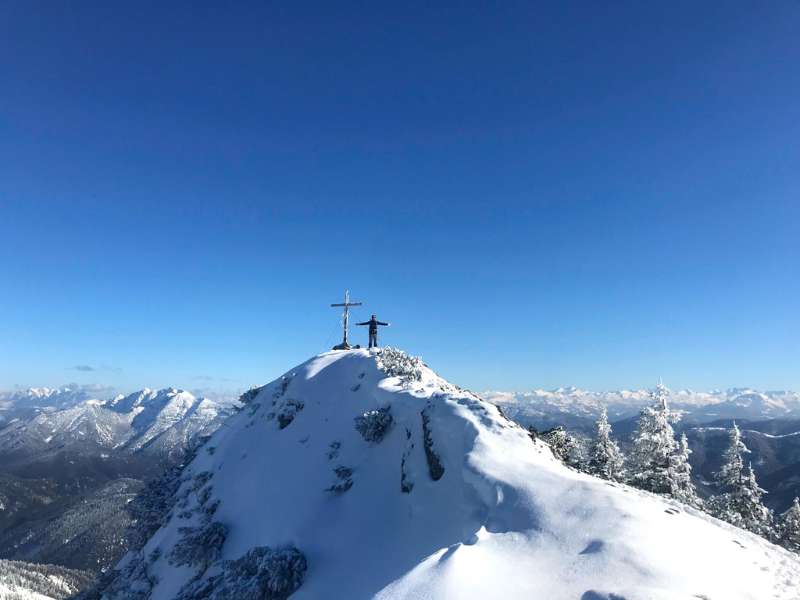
[377,321,389,326]
[356,321,370,326]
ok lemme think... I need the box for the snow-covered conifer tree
[629,382,678,495]
[588,408,625,482]
[778,497,800,553]
[667,433,701,507]
[735,465,773,537]
[717,421,748,489]
[710,424,773,537]
[540,426,583,467]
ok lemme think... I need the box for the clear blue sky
[1,1,798,396]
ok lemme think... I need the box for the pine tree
[736,465,773,537]
[629,382,678,495]
[540,426,587,469]
[588,408,625,481]
[668,433,701,507]
[710,423,773,538]
[777,497,800,553]
[717,421,748,489]
[540,426,576,464]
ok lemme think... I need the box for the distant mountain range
[0,386,240,574]
[0,387,238,466]
[0,386,103,424]
[482,386,800,512]
[483,387,800,431]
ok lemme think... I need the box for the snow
[0,582,53,600]
[0,559,91,600]
[483,386,800,425]
[748,430,800,439]
[125,349,799,599]
[0,388,237,460]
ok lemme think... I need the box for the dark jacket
[357,317,389,334]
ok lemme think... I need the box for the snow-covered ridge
[94,348,800,600]
[0,387,239,461]
[0,386,106,413]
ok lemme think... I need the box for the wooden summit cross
[331,290,362,350]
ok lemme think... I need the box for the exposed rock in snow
[92,349,800,599]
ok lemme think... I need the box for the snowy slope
[101,349,800,600]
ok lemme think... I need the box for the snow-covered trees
[169,521,229,569]
[537,426,587,470]
[539,426,577,464]
[354,406,393,443]
[717,421,748,488]
[628,382,701,506]
[375,347,424,383]
[587,409,625,481]
[127,465,184,550]
[710,423,773,537]
[175,545,307,600]
[239,385,265,404]
[0,559,92,600]
[629,382,678,494]
[777,497,800,553]
[668,433,701,507]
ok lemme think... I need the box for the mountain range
[0,387,237,467]
[483,387,800,431]
[0,386,239,575]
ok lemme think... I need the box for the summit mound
[93,349,800,599]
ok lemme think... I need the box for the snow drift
[97,348,800,599]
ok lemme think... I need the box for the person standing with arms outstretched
[357,314,390,349]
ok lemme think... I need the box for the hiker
[357,314,390,349]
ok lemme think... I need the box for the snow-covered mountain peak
[0,386,103,410]
[98,348,800,600]
[105,388,159,413]
[0,386,237,463]
[483,386,800,430]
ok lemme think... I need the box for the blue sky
[1,1,798,395]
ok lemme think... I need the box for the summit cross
[330,290,362,350]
